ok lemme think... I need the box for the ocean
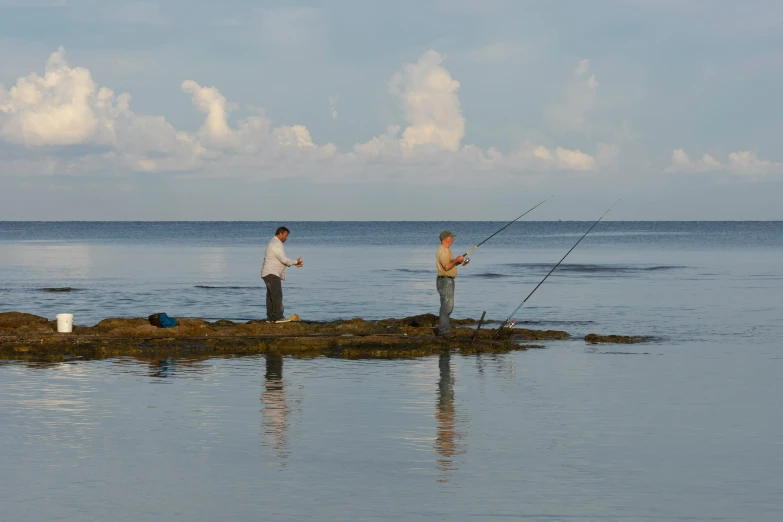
[1,221,782,521]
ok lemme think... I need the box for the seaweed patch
[585,333,650,344]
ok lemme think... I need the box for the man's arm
[443,255,465,271]
[273,242,297,266]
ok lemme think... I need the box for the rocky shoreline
[0,312,645,362]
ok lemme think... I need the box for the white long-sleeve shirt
[261,236,296,280]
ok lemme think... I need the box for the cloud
[0,47,107,146]
[388,50,465,151]
[665,149,783,180]
[351,50,609,176]
[0,46,198,173]
[545,59,598,133]
[0,47,609,183]
[329,95,338,120]
[507,143,598,171]
[0,47,331,174]
[180,80,235,142]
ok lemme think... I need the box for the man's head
[439,230,454,246]
[275,226,290,242]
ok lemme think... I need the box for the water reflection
[435,351,465,482]
[148,358,177,378]
[2,244,94,277]
[475,353,516,378]
[261,355,290,465]
[195,247,228,280]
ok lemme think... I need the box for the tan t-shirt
[436,245,458,277]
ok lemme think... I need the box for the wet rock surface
[0,311,578,362]
[0,312,55,335]
[584,333,650,344]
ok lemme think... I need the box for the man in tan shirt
[436,230,465,337]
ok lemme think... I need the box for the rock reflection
[261,355,290,465]
[435,351,466,482]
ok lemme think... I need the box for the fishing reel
[461,257,470,266]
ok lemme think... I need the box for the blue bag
[148,313,178,328]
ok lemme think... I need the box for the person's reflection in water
[149,358,176,378]
[261,354,290,466]
[435,351,465,482]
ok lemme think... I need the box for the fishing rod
[461,196,553,266]
[491,199,620,339]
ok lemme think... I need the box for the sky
[0,0,782,220]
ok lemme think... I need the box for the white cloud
[545,59,598,133]
[0,47,609,183]
[666,149,783,180]
[388,50,465,151]
[350,51,608,177]
[329,95,339,120]
[506,142,603,172]
[0,47,106,146]
[180,80,235,142]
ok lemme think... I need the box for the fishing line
[491,199,620,340]
[461,196,553,266]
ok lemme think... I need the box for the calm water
[1,221,782,521]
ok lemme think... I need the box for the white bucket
[56,313,73,333]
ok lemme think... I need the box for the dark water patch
[591,351,650,355]
[381,268,431,274]
[503,263,688,274]
[470,272,510,279]
[195,285,261,290]
[38,287,81,293]
[512,320,595,325]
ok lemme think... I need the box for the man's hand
[445,255,465,271]
[296,257,304,268]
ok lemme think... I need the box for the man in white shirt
[261,226,303,322]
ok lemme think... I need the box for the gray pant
[436,276,455,335]
[262,274,284,321]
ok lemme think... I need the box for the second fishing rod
[491,199,620,340]
[460,196,553,266]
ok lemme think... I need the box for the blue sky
[1,0,782,220]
